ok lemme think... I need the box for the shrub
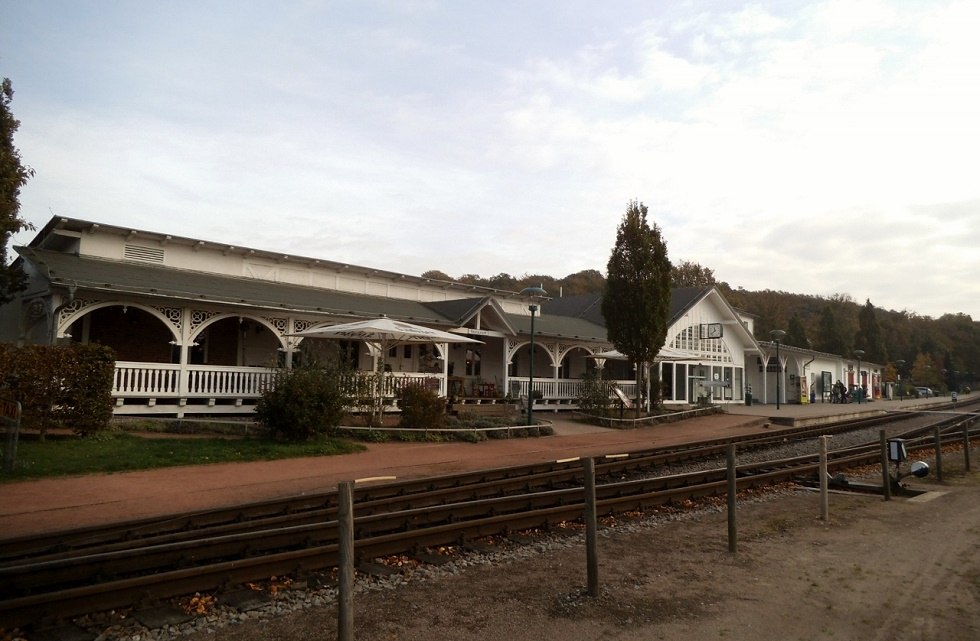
[397,382,445,429]
[576,370,615,416]
[255,365,349,441]
[0,343,116,437]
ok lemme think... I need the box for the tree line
[423,261,979,392]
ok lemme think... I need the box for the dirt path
[184,471,980,641]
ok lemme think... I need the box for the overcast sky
[3,1,979,319]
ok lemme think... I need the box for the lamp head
[521,285,548,299]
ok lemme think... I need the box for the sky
[2,1,979,319]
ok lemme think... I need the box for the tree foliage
[601,200,671,410]
[1,78,35,304]
[670,260,715,287]
[855,299,888,364]
[421,252,980,390]
[785,313,809,349]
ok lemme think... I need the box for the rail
[2,400,976,630]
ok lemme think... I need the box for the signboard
[2,396,21,473]
[612,387,633,409]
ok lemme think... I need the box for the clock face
[707,323,723,338]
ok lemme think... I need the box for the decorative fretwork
[263,316,288,334]
[153,306,183,332]
[292,318,317,333]
[189,309,221,333]
[58,297,96,327]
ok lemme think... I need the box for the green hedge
[0,343,116,437]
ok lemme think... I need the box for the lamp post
[521,285,548,425]
[853,349,865,403]
[896,359,905,401]
[770,329,786,409]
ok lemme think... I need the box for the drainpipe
[803,354,816,403]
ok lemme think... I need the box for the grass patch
[1,432,365,482]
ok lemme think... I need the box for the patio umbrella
[289,316,482,422]
[589,346,697,361]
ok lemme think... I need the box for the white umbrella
[590,346,697,361]
[290,316,482,348]
[289,316,482,423]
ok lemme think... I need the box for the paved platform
[0,396,956,540]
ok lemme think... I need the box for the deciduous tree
[670,260,715,287]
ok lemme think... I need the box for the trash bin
[745,391,752,406]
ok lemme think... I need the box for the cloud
[5,1,980,319]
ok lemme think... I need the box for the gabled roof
[423,296,518,334]
[505,311,608,342]
[539,287,713,330]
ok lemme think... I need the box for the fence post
[880,430,891,501]
[727,444,737,553]
[583,457,599,597]
[934,427,943,483]
[819,435,829,521]
[338,480,355,641]
[963,425,972,473]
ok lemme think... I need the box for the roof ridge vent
[124,243,165,263]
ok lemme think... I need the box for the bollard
[338,481,355,641]
[819,436,829,521]
[727,444,737,553]
[934,427,944,483]
[584,458,599,597]
[880,431,891,501]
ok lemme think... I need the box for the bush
[397,382,445,429]
[576,370,615,415]
[0,343,116,437]
[255,366,349,441]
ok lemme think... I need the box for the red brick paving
[0,413,771,539]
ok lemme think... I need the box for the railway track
[2,400,977,631]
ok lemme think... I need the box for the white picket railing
[111,362,639,415]
[113,362,276,398]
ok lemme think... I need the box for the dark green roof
[17,247,463,327]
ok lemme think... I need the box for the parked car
[915,387,935,398]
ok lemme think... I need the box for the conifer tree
[1,77,34,304]
[601,199,672,412]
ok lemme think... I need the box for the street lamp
[770,329,786,409]
[896,359,905,401]
[853,349,865,403]
[521,285,548,425]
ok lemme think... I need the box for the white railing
[186,365,276,397]
[113,363,445,401]
[113,362,277,398]
[111,364,647,414]
[113,362,181,396]
[508,378,638,400]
